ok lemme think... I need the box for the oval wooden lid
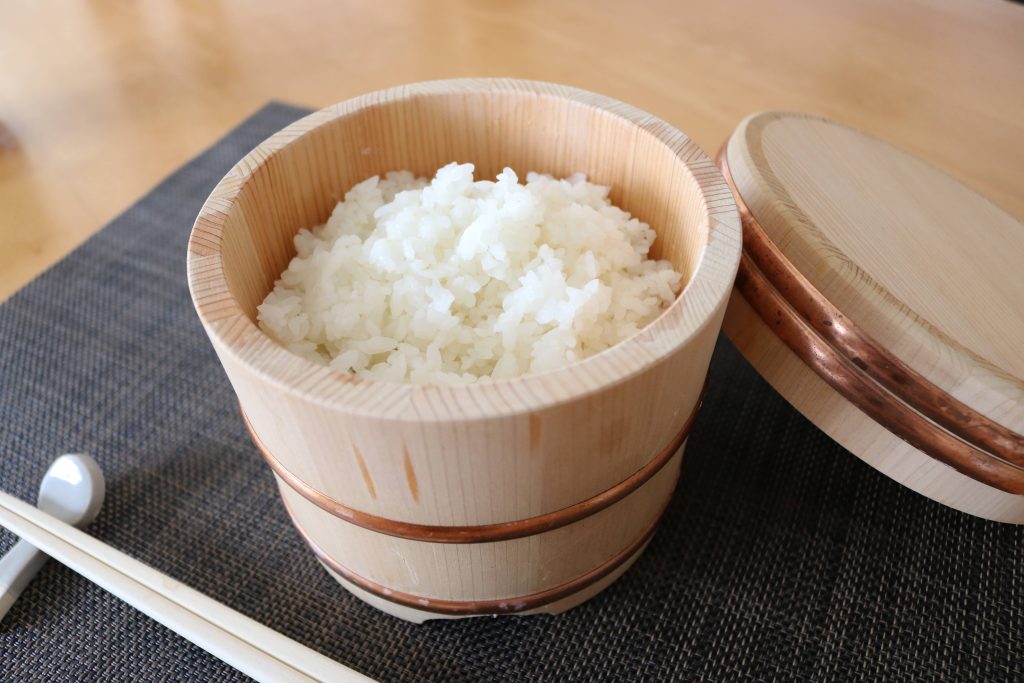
[719,112,1024,492]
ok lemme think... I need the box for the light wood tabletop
[1,0,1021,302]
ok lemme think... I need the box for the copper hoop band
[278,482,667,616]
[717,148,1024,493]
[241,383,702,544]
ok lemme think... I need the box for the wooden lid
[719,112,1024,493]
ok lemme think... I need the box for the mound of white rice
[257,163,682,384]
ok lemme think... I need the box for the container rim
[186,78,741,421]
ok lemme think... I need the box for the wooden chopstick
[0,490,375,683]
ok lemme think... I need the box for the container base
[317,539,651,623]
[275,449,677,621]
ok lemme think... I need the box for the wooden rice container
[187,79,741,621]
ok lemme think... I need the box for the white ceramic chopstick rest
[0,454,105,620]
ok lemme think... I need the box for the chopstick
[0,490,375,683]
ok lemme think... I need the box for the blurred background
[1,0,1021,300]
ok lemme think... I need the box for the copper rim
[241,384,702,544]
[717,147,1024,493]
[278,482,667,616]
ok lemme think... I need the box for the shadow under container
[187,79,741,622]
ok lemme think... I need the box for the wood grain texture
[319,539,651,624]
[281,487,664,620]
[242,397,699,543]
[722,113,1024,522]
[725,291,1024,523]
[1,0,1023,301]
[187,79,740,618]
[275,446,679,616]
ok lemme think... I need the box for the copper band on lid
[278,482,667,616]
[717,147,1024,494]
[241,383,702,544]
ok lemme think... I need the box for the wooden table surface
[1,0,1021,301]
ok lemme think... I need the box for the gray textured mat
[1,103,1020,682]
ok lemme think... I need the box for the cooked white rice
[257,162,682,384]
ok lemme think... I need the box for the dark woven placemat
[1,103,1020,683]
